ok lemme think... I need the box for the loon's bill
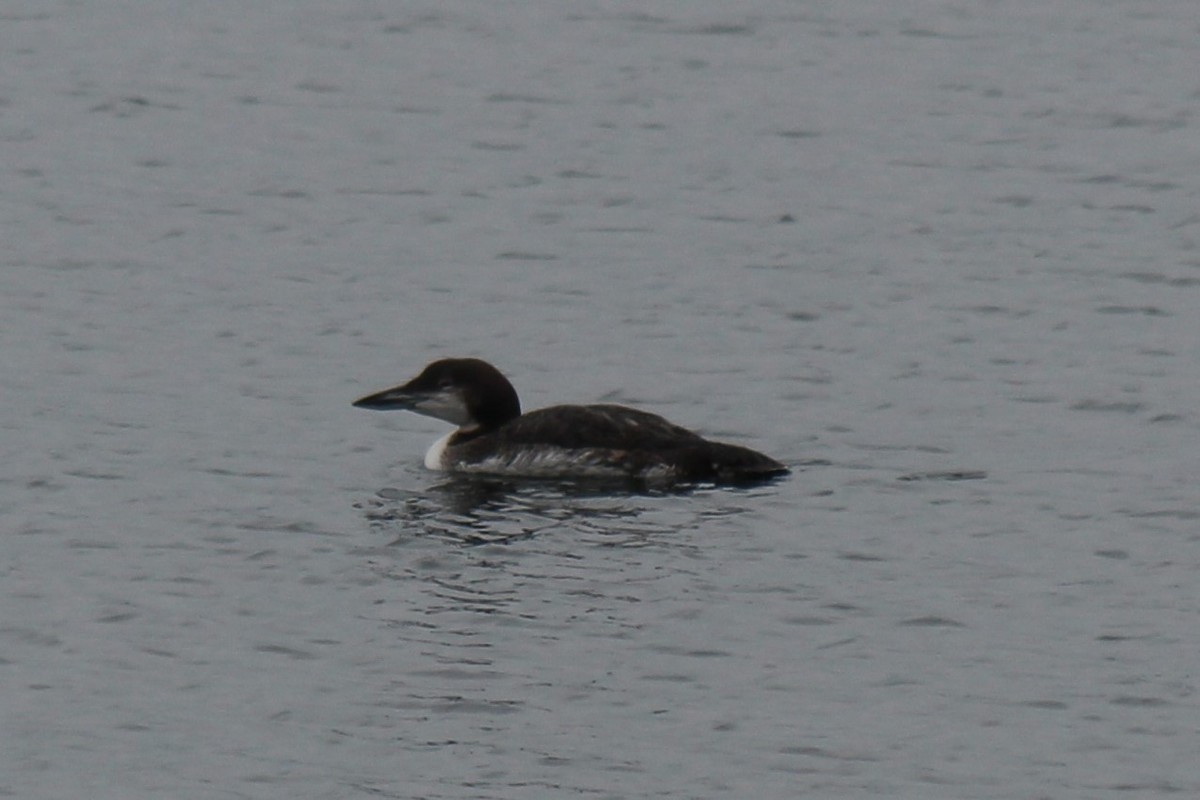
[353,358,789,485]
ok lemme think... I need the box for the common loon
[353,358,789,485]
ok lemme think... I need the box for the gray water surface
[4,2,1200,798]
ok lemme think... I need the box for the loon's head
[353,358,521,430]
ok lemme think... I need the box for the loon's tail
[675,442,790,485]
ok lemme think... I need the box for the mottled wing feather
[487,405,708,450]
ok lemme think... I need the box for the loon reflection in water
[353,358,789,485]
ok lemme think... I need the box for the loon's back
[493,404,703,448]
[446,404,788,483]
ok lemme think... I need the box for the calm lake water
[4,2,1200,798]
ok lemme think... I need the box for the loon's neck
[425,422,496,470]
[424,430,455,470]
